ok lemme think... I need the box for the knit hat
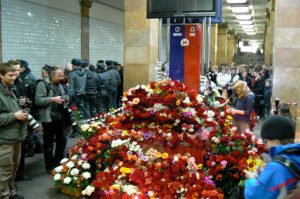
[19,59,28,68]
[71,59,81,67]
[261,115,295,140]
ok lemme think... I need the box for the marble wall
[273,0,300,135]
[124,0,158,90]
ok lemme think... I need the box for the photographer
[0,63,27,199]
[35,66,69,174]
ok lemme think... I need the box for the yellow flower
[227,115,233,120]
[110,184,121,190]
[161,153,169,159]
[132,98,140,105]
[120,167,131,174]
[198,164,203,169]
[156,152,162,159]
[122,130,129,136]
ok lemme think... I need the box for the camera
[22,109,40,130]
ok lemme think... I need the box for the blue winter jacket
[245,143,300,199]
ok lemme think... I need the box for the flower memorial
[53,79,267,198]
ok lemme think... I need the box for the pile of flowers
[53,79,267,198]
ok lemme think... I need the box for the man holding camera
[35,66,69,174]
[0,63,27,199]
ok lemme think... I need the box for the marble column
[0,0,2,62]
[273,0,300,135]
[226,30,235,64]
[124,0,158,90]
[217,23,228,65]
[264,0,275,65]
[210,24,218,66]
[80,0,92,60]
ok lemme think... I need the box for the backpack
[272,148,300,198]
[29,79,51,117]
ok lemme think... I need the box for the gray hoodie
[68,67,87,98]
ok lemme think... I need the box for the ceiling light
[246,32,256,35]
[235,14,251,20]
[226,0,247,3]
[242,25,255,29]
[244,28,256,32]
[239,20,253,25]
[231,6,250,13]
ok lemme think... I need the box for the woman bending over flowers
[227,80,255,134]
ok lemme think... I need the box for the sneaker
[9,194,24,199]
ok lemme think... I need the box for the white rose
[82,162,91,170]
[183,97,191,104]
[196,94,203,104]
[70,168,79,176]
[81,124,90,132]
[82,172,91,179]
[66,161,75,169]
[148,190,154,197]
[141,85,146,89]
[54,165,64,173]
[207,110,215,118]
[53,173,61,181]
[173,156,179,162]
[63,177,72,184]
[60,158,68,164]
[220,111,225,117]
[213,101,220,107]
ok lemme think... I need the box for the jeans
[84,94,97,118]
[42,121,67,171]
[0,142,22,198]
[108,87,118,109]
[97,92,109,113]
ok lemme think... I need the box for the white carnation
[70,168,79,176]
[82,162,91,169]
[53,173,61,181]
[82,172,91,179]
[78,160,83,166]
[54,165,64,173]
[60,158,68,164]
[71,155,78,161]
[66,161,75,169]
[82,185,95,196]
[63,177,72,184]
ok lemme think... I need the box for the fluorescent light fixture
[239,20,253,25]
[246,32,256,35]
[242,25,255,29]
[244,28,256,32]
[226,0,247,3]
[235,14,251,20]
[231,6,250,13]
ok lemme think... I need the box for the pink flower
[211,161,216,166]
[221,160,227,167]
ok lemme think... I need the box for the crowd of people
[0,59,123,199]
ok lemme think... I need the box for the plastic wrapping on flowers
[53,79,267,198]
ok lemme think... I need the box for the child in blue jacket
[244,115,300,199]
